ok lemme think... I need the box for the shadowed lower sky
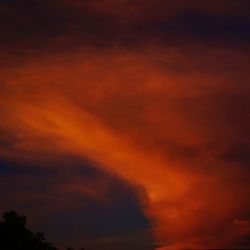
[0,1,250,249]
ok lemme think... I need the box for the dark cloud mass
[1,0,250,53]
[0,1,250,249]
[0,155,153,249]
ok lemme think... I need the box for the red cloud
[1,43,250,249]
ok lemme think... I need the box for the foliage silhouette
[0,211,58,250]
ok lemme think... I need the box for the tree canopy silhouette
[0,211,58,250]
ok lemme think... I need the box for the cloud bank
[0,0,250,249]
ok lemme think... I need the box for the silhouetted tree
[0,211,57,250]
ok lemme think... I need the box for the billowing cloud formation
[0,0,250,249]
[0,155,153,250]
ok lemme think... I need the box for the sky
[0,0,250,249]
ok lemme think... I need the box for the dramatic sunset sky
[0,0,250,249]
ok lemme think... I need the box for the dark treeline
[0,211,85,250]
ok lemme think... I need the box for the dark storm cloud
[0,0,119,52]
[0,155,154,249]
[139,10,250,47]
[1,0,250,56]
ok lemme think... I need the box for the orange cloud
[1,44,250,249]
